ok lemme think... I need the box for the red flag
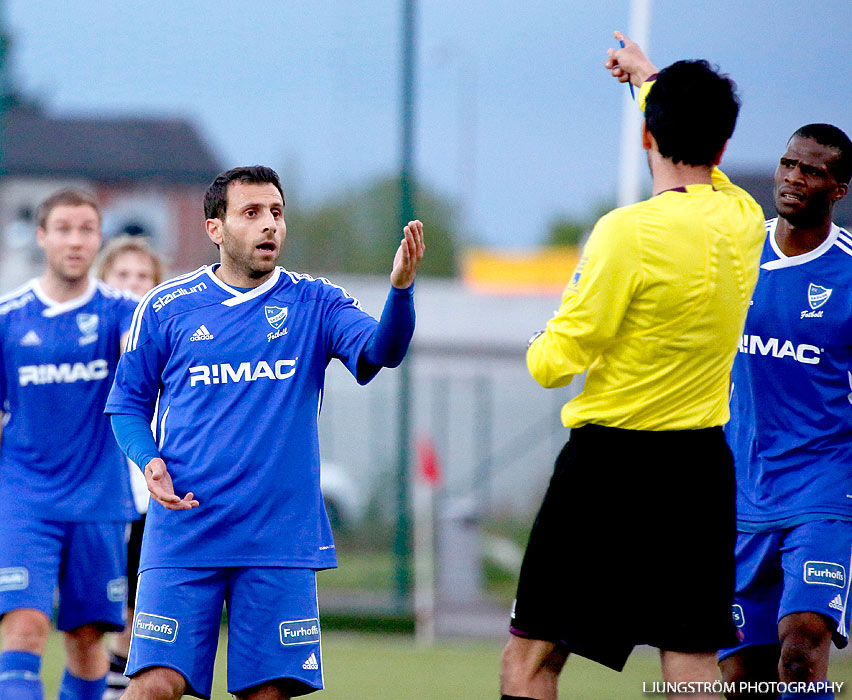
[416,437,442,486]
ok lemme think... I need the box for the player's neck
[650,159,713,195]
[38,269,92,303]
[774,215,833,257]
[214,260,273,289]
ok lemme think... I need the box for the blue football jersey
[0,278,138,521]
[727,219,852,530]
[105,265,379,571]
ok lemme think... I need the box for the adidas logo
[190,325,214,342]
[20,330,41,346]
[829,594,844,611]
[302,652,319,670]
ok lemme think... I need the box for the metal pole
[393,0,417,610]
[0,0,9,180]
[616,0,652,207]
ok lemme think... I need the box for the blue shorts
[0,513,127,631]
[128,567,323,699]
[719,520,852,660]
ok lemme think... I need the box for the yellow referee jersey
[528,167,765,430]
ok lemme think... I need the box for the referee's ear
[711,140,729,167]
[641,120,654,152]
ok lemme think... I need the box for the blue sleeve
[110,413,160,470]
[359,284,415,369]
[323,282,379,385]
[105,298,167,419]
[120,295,140,336]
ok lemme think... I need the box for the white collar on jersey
[761,218,841,271]
[32,276,98,317]
[205,264,281,307]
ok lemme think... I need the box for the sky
[5,1,851,249]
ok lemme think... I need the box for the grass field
[40,629,852,699]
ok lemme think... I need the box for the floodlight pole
[617,0,652,207]
[394,0,416,610]
[0,0,9,180]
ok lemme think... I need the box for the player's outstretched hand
[145,457,199,510]
[605,31,657,88]
[390,220,425,289]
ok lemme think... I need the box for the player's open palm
[390,219,425,289]
[145,457,199,510]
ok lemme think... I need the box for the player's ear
[35,227,47,249]
[833,181,848,204]
[205,218,223,247]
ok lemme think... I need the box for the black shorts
[127,514,146,604]
[511,423,738,671]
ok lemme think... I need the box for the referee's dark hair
[644,59,740,167]
[204,165,285,221]
[791,123,852,185]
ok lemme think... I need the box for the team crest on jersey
[265,306,289,342]
[265,306,288,329]
[76,313,99,345]
[807,283,832,310]
[800,284,832,319]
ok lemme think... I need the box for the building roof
[0,102,220,185]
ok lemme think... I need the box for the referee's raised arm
[500,32,765,700]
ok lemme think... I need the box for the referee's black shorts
[510,423,738,671]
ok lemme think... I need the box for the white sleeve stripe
[127,267,208,351]
[282,268,363,309]
[834,239,852,258]
[158,405,170,450]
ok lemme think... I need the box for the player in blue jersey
[0,189,138,700]
[105,165,425,700]
[720,125,852,700]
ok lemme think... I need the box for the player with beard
[720,125,852,700]
[105,165,424,700]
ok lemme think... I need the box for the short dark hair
[644,60,740,167]
[204,165,285,220]
[37,188,102,228]
[790,123,852,185]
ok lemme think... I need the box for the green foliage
[283,174,458,277]
[547,218,586,247]
[545,199,617,247]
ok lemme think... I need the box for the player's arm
[527,210,641,388]
[355,220,425,375]
[106,301,197,510]
[109,412,198,510]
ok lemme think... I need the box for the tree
[544,200,618,248]
[283,174,459,277]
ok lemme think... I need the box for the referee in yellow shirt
[499,33,765,700]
